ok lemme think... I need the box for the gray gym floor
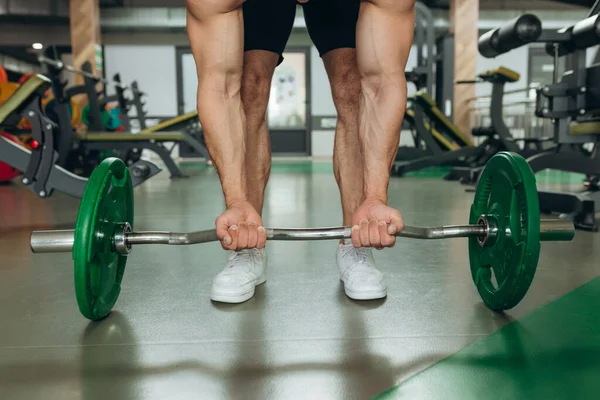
[0,164,598,399]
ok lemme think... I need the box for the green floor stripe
[373,276,600,400]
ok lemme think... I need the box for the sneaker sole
[211,277,266,304]
[343,286,387,301]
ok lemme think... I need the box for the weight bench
[392,91,487,176]
[0,74,160,198]
[143,112,211,161]
[394,107,461,163]
[75,131,192,178]
[415,91,475,147]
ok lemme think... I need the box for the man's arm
[186,0,246,205]
[186,0,266,250]
[356,0,415,202]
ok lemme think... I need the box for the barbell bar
[30,219,573,255]
[38,56,109,84]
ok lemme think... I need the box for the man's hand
[351,199,403,249]
[216,201,267,251]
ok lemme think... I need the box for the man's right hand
[215,201,267,251]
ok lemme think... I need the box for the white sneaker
[211,248,267,303]
[336,243,387,300]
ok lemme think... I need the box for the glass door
[179,51,198,115]
[267,48,311,154]
[176,46,311,157]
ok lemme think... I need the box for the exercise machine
[479,5,600,230]
[447,66,554,184]
[40,56,195,178]
[0,74,160,198]
[41,55,136,164]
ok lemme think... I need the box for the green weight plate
[469,152,541,310]
[73,158,133,320]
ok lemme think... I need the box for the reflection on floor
[0,162,598,399]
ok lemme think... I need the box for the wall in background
[104,45,178,116]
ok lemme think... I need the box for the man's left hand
[351,199,403,249]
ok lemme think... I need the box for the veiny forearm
[359,77,406,202]
[186,2,247,205]
[197,91,247,204]
[356,0,416,203]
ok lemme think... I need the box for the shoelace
[341,246,372,265]
[226,249,255,270]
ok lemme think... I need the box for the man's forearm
[186,1,247,206]
[356,0,416,203]
[359,77,406,203]
[197,89,247,205]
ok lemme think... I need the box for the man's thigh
[302,0,360,57]
[243,0,297,65]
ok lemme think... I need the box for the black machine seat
[471,127,496,137]
[478,66,520,84]
[0,75,51,126]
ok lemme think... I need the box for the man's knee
[241,51,278,117]
[323,50,361,121]
[241,73,270,115]
[332,78,360,122]
[330,68,361,122]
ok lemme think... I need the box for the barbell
[29,152,575,321]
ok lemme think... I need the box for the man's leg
[303,0,386,301]
[241,0,296,213]
[241,52,278,212]
[302,0,362,226]
[322,49,362,226]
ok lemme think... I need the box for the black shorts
[243,0,359,63]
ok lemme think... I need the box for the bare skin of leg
[240,48,362,225]
[240,50,280,214]
[186,0,266,250]
[322,48,363,227]
[351,0,416,249]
